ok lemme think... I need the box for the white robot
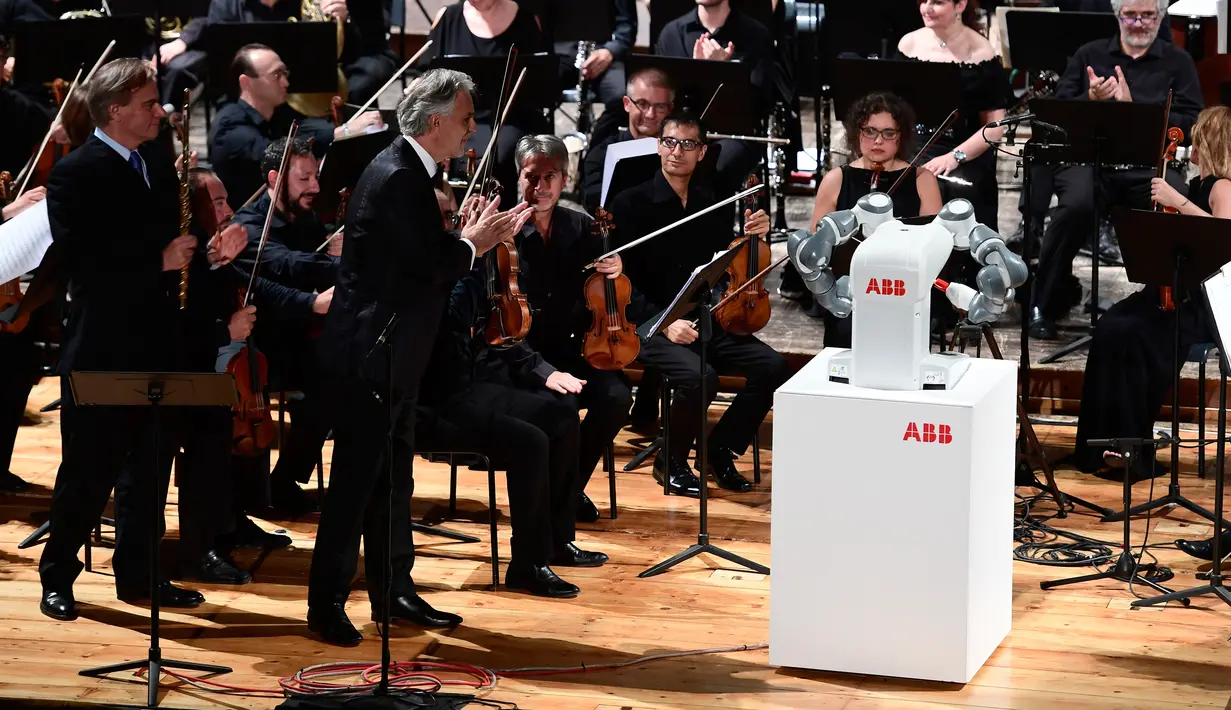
[788,194,1027,391]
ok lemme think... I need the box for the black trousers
[308,379,416,609]
[1074,290,1211,475]
[344,51,399,106]
[546,354,632,491]
[427,380,582,565]
[159,49,207,106]
[554,42,627,109]
[0,330,40,474]
[271,387,331,486]
[39,378,178,593]
[174,406,238,563]
[636,329,790,460]
[1032,166,1183,319]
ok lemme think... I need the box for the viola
[1155,91,1181,312]
[582,208,639,370]
[715,175,772,335]
[482,180,532,346]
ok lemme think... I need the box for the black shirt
[607,170,730,319]
[1055,35,1203,139]
[233,191,338,294]
[654,6,773,98]
[517,205,599,361]
[208,99,334,210]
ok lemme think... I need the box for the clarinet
[574,41,597,134]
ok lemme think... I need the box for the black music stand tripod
[71,372,237,709]
[1101,209,1231,526]
[638,248,770,578]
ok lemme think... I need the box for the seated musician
[512,134,635,522]
[232,137,337,515]
[581,67,675,214]
[174,167,297,584]
[210,44,383,210]
[417,254,608,599]
[1074,106,1231,488]
[1027,0,1201,340]
[0,35,53,176]
[803,92,942,342]
[654,0,774,192]
[607,112,790,497]
[423,0,549,191]
[551,0,637,114]
[203,0,400,104]
[155,12,209,106]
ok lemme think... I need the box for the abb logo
[903,422,953,444]
[865,278,906,296]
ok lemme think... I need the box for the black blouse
[836,165,923,218]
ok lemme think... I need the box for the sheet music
[0,200,52,284]
[640,249,733,338]
[1203,262,1231,373]
[601,137,658,208]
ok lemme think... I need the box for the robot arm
[787,192,896,319]
[934,199,1029,324]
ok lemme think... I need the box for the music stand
[1101,209,1231,526]
[1132,269,1231,609]
[830,59,963,130]
[623,55,758,135]
[431,53,559,123]
[638,248,770,579]
[316,129,398,219]
[204,22,340,103]
[72,372,238,709]
[10,17,150,87]
[1005,11,1118,74]
[1030,98,1165,364]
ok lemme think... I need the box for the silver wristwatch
[952,149,967,164]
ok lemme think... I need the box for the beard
[1122,27,1158,48]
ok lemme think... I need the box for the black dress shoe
[219,516,292,551]
[40,590,76,621]
[0,469,29,492]
[575,492,600,523]
[375,593,462,628]
[1028,307,1058,340]
[706,447,753,492]
[269,477,316,516]
[308,603,363,646]
[1176,531,1231,561]
[505,563,580,598]
[182,550,251,585]
[118,581,205,608]
[551,542,608,568]
[652,453,701,498]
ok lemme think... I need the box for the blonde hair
[1193,106,1231,180]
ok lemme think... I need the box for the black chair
[417,450,500,588]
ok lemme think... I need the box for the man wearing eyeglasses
[1027,0,1201,341]
[607,113,789,498]
[581,67,676,214]
[209,44,384,210]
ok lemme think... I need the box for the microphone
[985,113,1067,138]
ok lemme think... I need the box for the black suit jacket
[47,135,182,373]
[318,136,474,397]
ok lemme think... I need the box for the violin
[225,122,300,456]
[1155,91,1181,312]
[715,175,772,335]
[582,208,639,370]
[0,171,29,335]
[483,179,532,346]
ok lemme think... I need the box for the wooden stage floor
[3,377,1231,709]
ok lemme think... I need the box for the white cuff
[461,238,476,269]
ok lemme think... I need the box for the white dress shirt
[94,127,148,188]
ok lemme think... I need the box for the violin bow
[583,183,765,270]
[244,121,300,305]
[689,254,790,328]
[455,47,523,219]
[699,83,724,121]
[15,40,115,198]
[886,108,960,197]
[315,224,344,252]
[343,40,434,130]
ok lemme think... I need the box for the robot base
[826,349,972,390]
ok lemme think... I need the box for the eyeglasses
[251,67,290,81]
[1118,11,1159,25]
[631,99,673,114]
[860,126,901,141]
[660,136,703,152]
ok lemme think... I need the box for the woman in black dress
[426,0,548,191]
[806,92,942,345]
[1075,106,1231,489]
[897,0,1012,231]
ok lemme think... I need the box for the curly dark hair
[917,0,982,29]
[843,92,917,162]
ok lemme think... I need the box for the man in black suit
[38,58,205,621]
[307,68,532,646]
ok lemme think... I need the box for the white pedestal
[769,348,1016,684]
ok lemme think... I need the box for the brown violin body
[485,238,532,347]
[715,176,772,335]
[0,171,28,335]
[1158,124,1184,312]
[226,336,277,456]
[582,208,639,370]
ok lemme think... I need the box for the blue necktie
[128,151,145,184]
